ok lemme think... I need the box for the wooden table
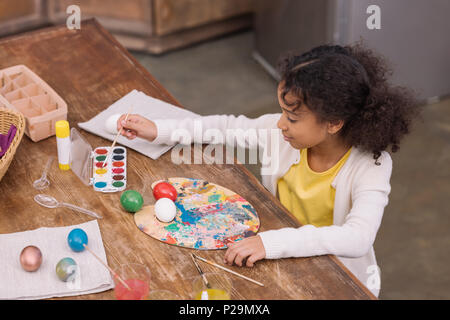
[0,19,375,300]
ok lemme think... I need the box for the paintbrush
[82,244,131,291]
[193,253,264,287]
[102,105,133,168]
[190,253,211,289]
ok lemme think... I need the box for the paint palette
[0,65,68,142]
[134,177,260,250]
[70,128,127,192]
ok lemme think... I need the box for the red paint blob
[114,279,149,300]
[113,161,124,167]
[95,162,106,168]
[96,149,108,154]
[112,168,124,174]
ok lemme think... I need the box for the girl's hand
[223,236,266,267]
[117,114,157,141]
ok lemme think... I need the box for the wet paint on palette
[134,178,260,250]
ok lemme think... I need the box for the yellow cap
[59,163,71,171]
[55,120,70,138]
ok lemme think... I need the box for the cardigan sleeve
[150,114,281,150]
[259,152,393,259]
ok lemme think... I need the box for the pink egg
[20,246,42,272]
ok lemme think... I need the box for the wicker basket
[0,107,25,181]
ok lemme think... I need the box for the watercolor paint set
[70,128,127,193]
[0,65,67,142]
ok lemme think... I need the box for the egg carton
[0,65,67,142]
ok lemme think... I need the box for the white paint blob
[155,198,177,223]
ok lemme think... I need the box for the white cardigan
[152,113,392,298]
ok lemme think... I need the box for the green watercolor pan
[70,128,127,193]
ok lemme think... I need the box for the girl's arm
[151,114,281,150]
[258,152,392,260]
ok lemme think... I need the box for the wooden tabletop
[0,19,375,300]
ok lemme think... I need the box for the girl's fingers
[246,251,264,267]
[125,131,137,140]
[224,247,238,266]
[234,249,252,267]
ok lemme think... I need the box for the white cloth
[0,220,114,300]
[150,113,393,297]
[78,89,200,159]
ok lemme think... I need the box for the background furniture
[0,0,255,54]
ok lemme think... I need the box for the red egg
[152,182,177,201]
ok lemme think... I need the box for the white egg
[105,113,122,134]
[155,198,177,223]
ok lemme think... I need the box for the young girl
[117,42,419,297]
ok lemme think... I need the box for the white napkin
[78,89,200,159]
[0,220,114,300]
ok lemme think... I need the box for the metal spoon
[33,156,54,190]
[34,194,103,219]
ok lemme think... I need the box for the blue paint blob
[68,228,88,252]
[242,204,256,215]
[95,182,107,188]
[194,239,203,248]
[176,202,202,225]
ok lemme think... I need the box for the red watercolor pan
[96,149,108,155]
[95,162,105,168]
[112,168,124,174]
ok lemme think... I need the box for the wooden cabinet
[47,0,255,54]
[153,0,254,36]
[0,0,47,37]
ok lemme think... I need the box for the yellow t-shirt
[277,147,352,227]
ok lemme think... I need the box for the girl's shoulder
[351,147,392,167]
[334,147,393,188]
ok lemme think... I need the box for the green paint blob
[113,181,124,187]
[96,156,106,161]
[164,223,180,232]
[208,194,221,202]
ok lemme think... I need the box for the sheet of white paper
[78,90,200,159]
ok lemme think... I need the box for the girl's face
[276,83,333,150]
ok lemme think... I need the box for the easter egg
[68,228,88,252]
[19,246,42,272]
[152,182,177,201]
[120,190,144,213]
[105,113,122,134]
[154,198,177,223]
[56,257,78,282]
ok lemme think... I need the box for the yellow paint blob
[194,289,230,300]
[96,168,107,175]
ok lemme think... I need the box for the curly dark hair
[277,41,421,164]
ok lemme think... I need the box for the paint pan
[69,128,127,192]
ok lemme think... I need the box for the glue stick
[55,120,71,171]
